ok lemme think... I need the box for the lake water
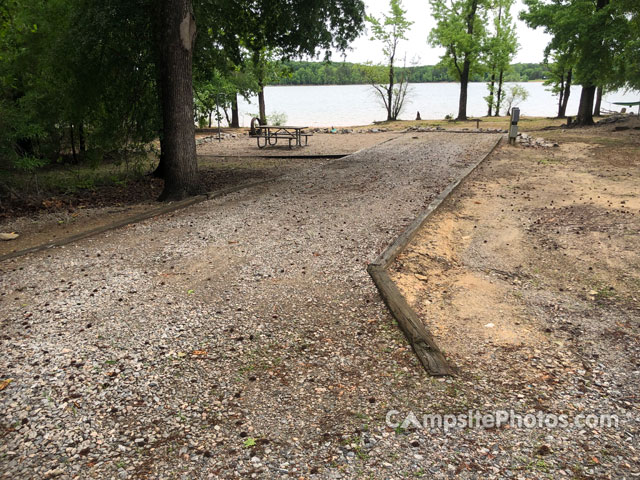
[236,82,640,127]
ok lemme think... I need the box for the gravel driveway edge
[368,134,504,376]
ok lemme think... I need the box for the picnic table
[249,119,312,149]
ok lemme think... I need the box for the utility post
[509,107,520,144]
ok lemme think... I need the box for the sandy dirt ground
[391,116,640,478]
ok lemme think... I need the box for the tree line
[1,0,638,202]
[1,0,366,200]
[427,0,638,123]
[268,61,548,86]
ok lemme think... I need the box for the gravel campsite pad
[0,132,505,479]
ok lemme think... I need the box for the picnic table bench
[249,118,312,149]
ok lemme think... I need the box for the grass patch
[1,153,156,197]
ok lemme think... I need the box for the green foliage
[366,0,413,61]
[428,0,491,82]
[268,61,548,85]
[503,84,529,115]
[429,0,492,118]
[267,112,287,126]
[484,0,519,115]
[1,0,366,200]
[366,0,413,121]
[521,0,636,91]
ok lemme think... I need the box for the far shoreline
[265,80,548,87]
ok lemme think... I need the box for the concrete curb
[367,135,504,376]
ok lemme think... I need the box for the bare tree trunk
[152,136,168,178]
[593,86,603,116]
[79,122,86,157]
[387,60,394,121]
[576,0,607,126]
[70,125,77,163]
[557,73,565,118]
[258,81,266,125]
[231,93,240,128]
[457,0,478,121]
[576,85,596,126]
[487,70,495,116]
[559,68,572,118]
[155,0,200,201]
[494,69,504,116]
[208,111,212,128]
[457,60,470,120]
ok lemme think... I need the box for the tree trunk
[231,94,240,128]
[70,124,77,163]
[258,80,266,125]
[387,60,394,121]
[155,0,200,201]
[223,106,231,126]
[152,137,168,178]
[457,60,470,120]
[457,0,477,121]
[557,73,565,118]
[559,68,572,118]
[487,70,495,117]
[208,111,212,128]
[593,86,603,116]
[79,122,86,156]
[576,85,596,126]
[494,69,504,116]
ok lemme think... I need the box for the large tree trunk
[457,59,470,120]
[457,0,477,121]
[576,0,607,126]
[155,0,200,201]
[593,86,603,116]
[494,69,504,116]
[258,80,266,125]
[231,94,240,128]
[152,136,167,178]
[576,85,596,126]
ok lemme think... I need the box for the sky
[332,0,553,65]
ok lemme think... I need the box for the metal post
[509,107,520,145]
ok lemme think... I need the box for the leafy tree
[544,50,574,118]
[503,84,529,115]
[2,0,366,201]
[429,0,490,120]
[366,0,413,121]
[522,0,633,126]
[484,0,518,117]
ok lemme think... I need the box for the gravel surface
[1,132,501,479]
[196,131,403,157]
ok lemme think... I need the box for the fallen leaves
[0,378,14,391]
[0,232,19,241]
